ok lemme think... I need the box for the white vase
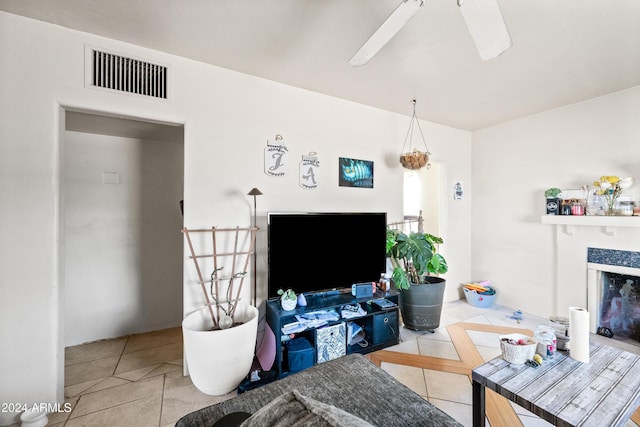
[281,297,297,311]
[297,293,307,307]
[182,303,259,395]
[20,409,48,427]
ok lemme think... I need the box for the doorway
[403,162,442,237]
[61,109,184,346]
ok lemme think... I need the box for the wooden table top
[472,341,640,427]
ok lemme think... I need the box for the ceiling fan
[348,0,512,66]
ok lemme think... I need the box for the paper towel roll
[569,307,590,363]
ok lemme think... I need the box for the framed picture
[338,157,373,188]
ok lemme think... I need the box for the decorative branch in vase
[210,268,247,329]
[593,176,635,215]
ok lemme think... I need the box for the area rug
[366,322,640,427]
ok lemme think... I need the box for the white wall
[472,87,640,319]
[0,11,471,418]
[63,131,184,346]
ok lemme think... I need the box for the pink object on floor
[256,324,276,371]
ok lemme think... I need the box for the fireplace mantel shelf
[541,215,640,235]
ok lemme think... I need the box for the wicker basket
[399,150,429,170]
[499,333,537,364]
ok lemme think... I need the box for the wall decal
[299,152,319,189]
[264,135,287,176]
[454,181,463,200]
[339,157,373,188]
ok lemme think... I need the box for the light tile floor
[388,301,640,427]
[14,301,640,427]
[385,301,562,427]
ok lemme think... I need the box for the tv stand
[265,289,399,379]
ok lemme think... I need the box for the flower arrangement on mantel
[593,176,635,215]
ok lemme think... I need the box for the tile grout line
[64,392,81,424]
[113,335,131,377]
[65,395,163,423]
[158,373,167,427]
[422,368,430,400]
[121,335,183,355]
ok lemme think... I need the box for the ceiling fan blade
[458,0,512,61]
[349,0,425,67]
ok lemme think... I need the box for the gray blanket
[175,353,462,427]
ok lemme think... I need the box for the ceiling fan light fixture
[458,0,512,61]
[348,0,424,67]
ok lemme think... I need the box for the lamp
[399,99,431,171]
[247,187,263,307]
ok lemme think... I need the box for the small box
[286,338,314,373]
[315,323,346,363]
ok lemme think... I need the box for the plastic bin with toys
[462,280,496,308]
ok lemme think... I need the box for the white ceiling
[2,0,639,130]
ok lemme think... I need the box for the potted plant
[386,228,448,331]
[181,226,260,396]
[278,288,297,311]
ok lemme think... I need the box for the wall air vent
[87,47,168,99]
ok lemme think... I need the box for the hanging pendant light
[399,99,431,171]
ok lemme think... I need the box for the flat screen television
[267,212,387,299]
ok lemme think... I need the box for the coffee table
[472,341,640,427]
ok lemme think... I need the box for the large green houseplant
[386,228,448,331]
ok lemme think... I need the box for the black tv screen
[267,212,387,299]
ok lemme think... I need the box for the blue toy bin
[463,287,496,308]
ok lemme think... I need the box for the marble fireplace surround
[542,215,640,323]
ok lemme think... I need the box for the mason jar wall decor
[299,152,319,189]
[264,135,288,177]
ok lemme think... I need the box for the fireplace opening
[598,272,640,343]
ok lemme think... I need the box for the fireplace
[587,248,640,346]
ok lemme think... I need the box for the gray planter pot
[398,276,446,331]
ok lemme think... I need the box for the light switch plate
[103,172,119,184]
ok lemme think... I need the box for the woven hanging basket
[399,100,431,171]
[400,149,429,170]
